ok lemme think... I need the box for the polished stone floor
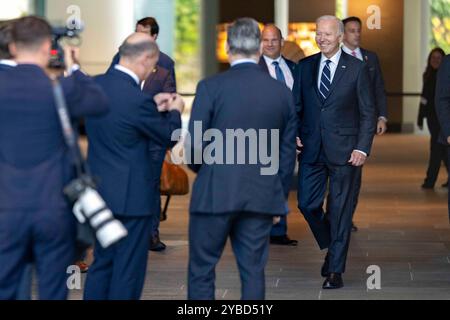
[67,134,450,300]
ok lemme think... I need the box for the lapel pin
[342,65,346,69]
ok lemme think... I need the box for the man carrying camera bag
[0,16,109,300]
[83,32,184,300]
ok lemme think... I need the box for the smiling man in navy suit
[259,24,298,247]
[295,15,376,289]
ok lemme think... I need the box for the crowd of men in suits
[0,13,449,300]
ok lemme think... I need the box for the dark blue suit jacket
[85,68,181,217]
[0,64,109,210]
[436,55,450,145]
[187,62,298,216]
[296,52,376,165]
[360,48,388,118]
[111,51,176,91]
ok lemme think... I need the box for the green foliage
[430,0,450,53]
[175,0,201,92]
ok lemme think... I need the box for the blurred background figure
[435,53,450,222]
[417,47,448,190]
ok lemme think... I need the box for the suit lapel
[258,57,269,74]
[313,54,322,101]
[325,52,347,100]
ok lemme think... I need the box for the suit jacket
[0,64,109,210]
[111,51,176,91]
[142,65,176,97]
[360,48,388,119]
[296,51,376,165]
[187,62,298,216]
[258,56,298,101]
[85,69,181,217]
[436,55,450,145]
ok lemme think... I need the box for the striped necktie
[319,60,332,100]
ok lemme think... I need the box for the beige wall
[46,0,135,75]
[348,0,404,131]
[403,0,430,134]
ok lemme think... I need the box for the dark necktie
[319,60,332,99]
[272,61,286,85]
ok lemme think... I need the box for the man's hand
[154,93,185,113]
[447,136,450,145]
[296,137,303,155]
[377,119,387,135]
[273,216,281,225]
[348,151,367,167]
[63,46,80,72]
[154,93,175,112]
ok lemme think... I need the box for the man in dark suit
[142,60,177,253]
[342,16,389,232]
[84,32,184,300]
[259,24,298,246]
[111,17,176,91]
[187,18,298,300]
[295,15,376,289]
[0,16,109,300]
[111,18,177,252]
[435,54,450,221]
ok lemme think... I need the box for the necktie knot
[351,51,357,57]
[272,60,286,85]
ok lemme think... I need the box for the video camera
[49,23,83,69]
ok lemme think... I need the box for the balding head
[118,32,160,82]
[119,32,159,61]
[261,24,284,59]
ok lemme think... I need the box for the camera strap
[52,78,84,177]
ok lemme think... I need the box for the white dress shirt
[317,49,342,90]
[263,55,294,91]
[0,59,18,67]
[342,45,363,61]
[230,58,258,67]
[114,64,140,85]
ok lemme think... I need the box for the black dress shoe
[351,222,358,232]
[322,273,344,289]
[321,254,329,277]
[270,235,298,246]
[150,236,166,252]
[442,181,449,188]
[421,183,434,189]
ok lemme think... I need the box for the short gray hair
[227,18,261,56]
[316,15,345,35]
[119,39,159,60]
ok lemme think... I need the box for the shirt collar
[230,58,258,67]
[0,59,18,67]
[342,45,361,56]
[320,49,342,66]
[114,64,140,85]
[263,55,283,65]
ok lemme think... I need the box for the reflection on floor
[64,134,450,299]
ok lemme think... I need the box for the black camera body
[49,25,82,70]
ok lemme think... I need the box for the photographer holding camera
[0,16,109,300]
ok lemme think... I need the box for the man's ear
[9,43,17,57]
[225,43,230,56]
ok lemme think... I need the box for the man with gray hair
[187,18,297,300]
[84,32,184,300]
[295,15,376,289]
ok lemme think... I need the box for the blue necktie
[272,61,286,85]
[319,60,332,100]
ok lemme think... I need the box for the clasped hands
[154,93,185,114]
